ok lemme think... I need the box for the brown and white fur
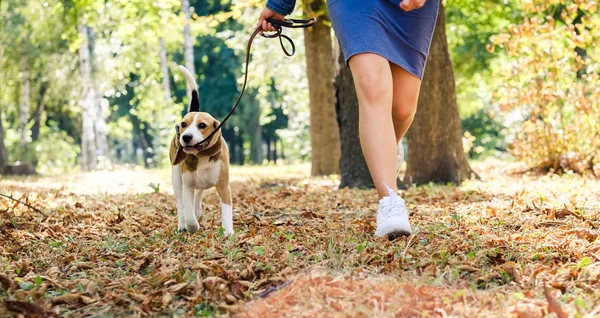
[170,65,233,235]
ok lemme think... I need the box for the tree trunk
[89,27,111,168]
[0,109,8,173]
[20,55,30,146]
[159,37,172,106]
[31,83,48,143]
[251,123,263,164]
[78,23,97,171]
[304,0,340,176]
[404,2,476,185]
[334,42,374,189]
[182,0,197,108]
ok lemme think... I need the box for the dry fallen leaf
[544,285,568,318]
[4,300,46,317]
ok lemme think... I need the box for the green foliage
[461,108,506,159]
[490,0,600,175]
[445,0,521,157]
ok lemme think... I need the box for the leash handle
[265,17,317,28]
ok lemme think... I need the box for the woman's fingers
[400,0,412,11]
[400,0,426,11]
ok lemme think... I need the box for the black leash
[179,17,317,151]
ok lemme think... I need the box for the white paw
[185,220,200,233]
[223,227,234,236]
[178,221,185,232]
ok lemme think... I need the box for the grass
[0,159,599,317]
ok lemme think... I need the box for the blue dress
[266,0,439,79]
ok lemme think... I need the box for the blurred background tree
[1,0,598,180]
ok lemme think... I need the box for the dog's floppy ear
[169,134,186,166]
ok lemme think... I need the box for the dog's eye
[199,123,207,129]
[181,122,187,128]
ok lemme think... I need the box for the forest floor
[1,159,599,317]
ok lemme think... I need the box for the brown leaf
[544,285,568,318]
[162,292,173,307]
[74,202,83,208]
[167,282,189,294]
[503,262,522,284]
[554,208,583,220]
[0,274,13,290]
[565,229,597,242]
[230,281,248,299]
[51,293,89,306]
[4,300,46,316]
[203,276,227,292]
[127,293,147,302]
[85,281,98,296]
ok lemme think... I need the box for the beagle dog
[170,65,233,235]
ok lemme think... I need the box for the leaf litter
[0,160,599,317]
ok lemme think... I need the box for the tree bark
[251,122,263,164]
[404,2,476,185]
[89,27,111,168]
[334,42,374,189]
[31,82,48,143]
[159,37,172,107]
[304,0,340,176]
[182,0,197,109]
[78,23,97,171]
[0,109,8,173]
[20,54,30,146]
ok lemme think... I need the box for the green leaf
[34,276,43,287]
[356,243,367,253]
[253,246,266,257]
[20,282,34,290]
[578,257,591,268]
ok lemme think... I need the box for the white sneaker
[375,186,412,240]
[396,140,404,177]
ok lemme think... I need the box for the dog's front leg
[182,184,200,233]
[216,184,234,235]
[172,165,185,231]
[194,189,204,220]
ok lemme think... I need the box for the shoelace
[380,183,407,219]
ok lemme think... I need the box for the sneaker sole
[387,230,411,241]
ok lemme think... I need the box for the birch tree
[159,37,172,106]
[19,54,30,146]
[78,23,97,171]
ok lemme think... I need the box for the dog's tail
[178,65,200,112]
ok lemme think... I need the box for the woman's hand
[400,0,427,11]
[257,8,285,33]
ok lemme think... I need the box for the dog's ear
[169,135,186,166]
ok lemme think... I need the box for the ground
[1,160,599,317]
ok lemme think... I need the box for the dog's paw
[223,227,234,236]
[178,222,186,232]
[185,220,200,233]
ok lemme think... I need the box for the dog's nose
[182,134,193,143]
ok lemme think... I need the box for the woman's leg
[390,63,422,143]
[348,53,396,198]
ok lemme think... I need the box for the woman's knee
[392,102,416,124]
[349,54,392,107]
